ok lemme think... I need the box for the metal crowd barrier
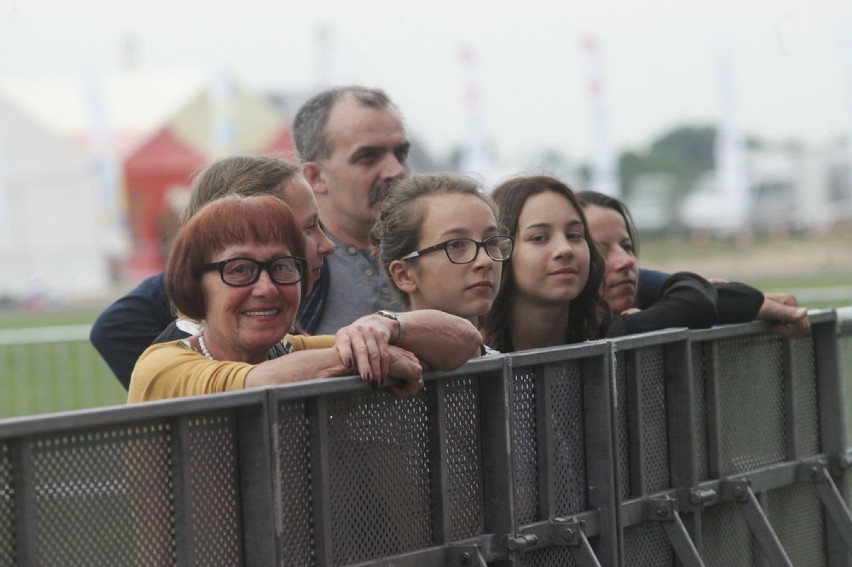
[1,308,851,566]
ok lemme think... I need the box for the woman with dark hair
[578,189,809,337]
[576,190,647,314]
[481,176,610,353]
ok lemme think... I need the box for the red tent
[121,87,295,280]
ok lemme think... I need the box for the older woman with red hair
[129,194,477,403]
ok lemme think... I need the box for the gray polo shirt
[312,232,403,335]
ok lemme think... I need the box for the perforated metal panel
[622,522,673,567]
[767,483,825,567]
[614,351,631,499]
[326,388,432,565]
[716,335,786,475]
[638,347,670,493]
[691,342,710,480]
[444,376,484,540]
[512,369,541,524]
[1,441,14,565]
[547,361,587,516]
[519,544,578,566]
[34,422,175,565]
[277,399,315,566]
[846,470,852,522]
[186,412,242,565]
[701,502,754,567]
[841,335,852,444]
[791,335,821,457]
[0,319,846,567]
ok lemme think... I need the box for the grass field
[0,308,126,419]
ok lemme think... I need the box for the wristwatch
[376,310,406,345]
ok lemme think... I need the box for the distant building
[0,97,108,301]
[679,143,852,236]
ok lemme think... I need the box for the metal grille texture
[767,483,825,567]
[841,335,852,444]
[519,544,578,567]
[691,342,710,480]
[277,399,315,566]
[0,316,848,566]
[186,412,242,565]
[444,376,484,540]
[638,347,670,494]
[716,335,787,475]
[326,388,432,565]
[791,335,821,457]
[700,501,754,567]
[512,369,541,525]
[614,351,632,500]
[623,522,673,567]
[1,441,14,566]
[35,422,174,565]
[546,361,587,516]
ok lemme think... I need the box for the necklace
[198,333,215,360]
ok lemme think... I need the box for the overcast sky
[1,0,850,166]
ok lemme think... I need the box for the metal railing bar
[307,397,332,565]
[734,484,794,567]
[535,363,555,520]
[610,328,690,350]
[506,340,609,366]
[0,388,267,438]
[806,464,852,554]
[568,526,604,567]
[478,360,515,536]
[0,325,92,346]
[171,415,195,566]
[626,350,645,497]
[427,380,451,544]
[720,480,793,567]
[660,510,707,567]
[10,438,36,566]
[837,306,852,334]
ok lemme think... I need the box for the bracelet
[376,310,406,345]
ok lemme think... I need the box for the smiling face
[281,176,334,292]
[201,242,301,363]
[583,203,638,314]
[511,191,591,306]
[389,193,502,321]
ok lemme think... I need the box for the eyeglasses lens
[221,258,302,286]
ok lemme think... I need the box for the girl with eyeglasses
[372,173,513,354]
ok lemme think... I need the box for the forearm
[245,348,351,388]
[395,310,482,370]
[714,282,764,324]
[611,272,717,336]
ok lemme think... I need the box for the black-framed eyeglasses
[202,256,306,287]
[399,235,514,264]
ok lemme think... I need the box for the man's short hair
[293,86,395,163]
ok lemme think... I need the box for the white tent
[0,97,109,300]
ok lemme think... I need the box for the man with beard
[294,87,410,334]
